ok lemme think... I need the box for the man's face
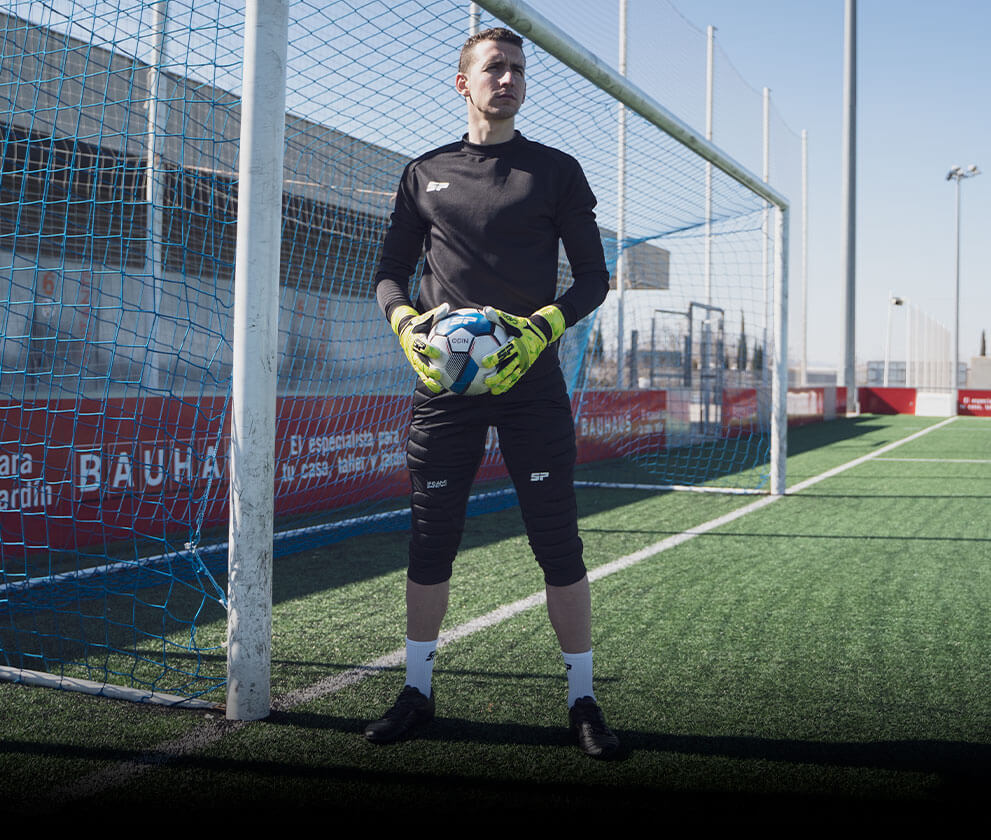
[455,39,526,121]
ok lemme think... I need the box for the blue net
[0,0,782,701]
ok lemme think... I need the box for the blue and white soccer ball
[427,308,508,395]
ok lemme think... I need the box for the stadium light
[883,292,905,387]
[947,164,980,399]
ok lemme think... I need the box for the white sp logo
[426,181,450,193]
[530,471,549,482]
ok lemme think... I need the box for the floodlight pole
[947,164,980,401]
[615,0,627,389]
[953,172,961,393]
[841,0,857,413]
[883,293,903,387]
[800,129,808,386]
[704,25,715,306]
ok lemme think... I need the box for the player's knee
[407,486,464,585]
[536,539,587,587]
[530,530,585,586]
[407,552,454,586]
[516,478,584,586]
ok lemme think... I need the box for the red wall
[855,387,991,417]
[857,387,916,415]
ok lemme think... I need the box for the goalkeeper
[369,26,616,758]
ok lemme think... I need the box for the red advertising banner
[722,388,758,437]
[574,389,666,462]
[958,390,991,417]
[20,383,974,554]
[0,397,231,552]
[725,386,851,431]
[1,389,669,553]
[270,394,413,515]
[836,386,848,415]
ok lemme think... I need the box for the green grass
[1,414,989,821]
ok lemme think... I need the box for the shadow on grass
[9,715,986,814]
[631,730,991,779]
[785,414,910,457]
[265,708,991,785]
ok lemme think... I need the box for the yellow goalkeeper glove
[481,304,566,395]
[390,302,450,394]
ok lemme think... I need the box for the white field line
[54,415,957,802]
[874,457,991,464]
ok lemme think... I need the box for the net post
[771,206,789,496]
[615,0,627,389]
[227,0,288,721]
[800,128,809,387]
[841,0,857,412]
[475,0,789,495]
[761,86,771,406]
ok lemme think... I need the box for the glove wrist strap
[532,304,566,343]
[390,304,419,336]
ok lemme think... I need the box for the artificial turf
[1,415,988,821]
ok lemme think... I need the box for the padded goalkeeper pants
[405,366,585,587]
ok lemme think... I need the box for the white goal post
[227,0,288,720]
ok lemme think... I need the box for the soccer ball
[426,308,508,395]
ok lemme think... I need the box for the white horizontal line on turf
[574,481,765,495]
[873,457,991,464]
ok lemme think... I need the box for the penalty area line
[54,415,956,803]
[874,457,991,464]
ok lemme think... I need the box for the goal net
[0,0,786,704]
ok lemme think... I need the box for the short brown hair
[458,27,524,74]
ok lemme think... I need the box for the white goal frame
[227,0,788,720]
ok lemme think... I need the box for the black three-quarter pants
[405,366,585,587]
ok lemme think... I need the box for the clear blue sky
[680,0,991,372]
[527,0,991,372]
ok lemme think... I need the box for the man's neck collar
[465,120,517,146]
[461,130,522,151]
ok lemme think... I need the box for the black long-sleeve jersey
[374,132,609,381]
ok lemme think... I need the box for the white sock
[562,649,594,708]
[405,637,437,697]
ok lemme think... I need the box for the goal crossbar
[474,0,789,211]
